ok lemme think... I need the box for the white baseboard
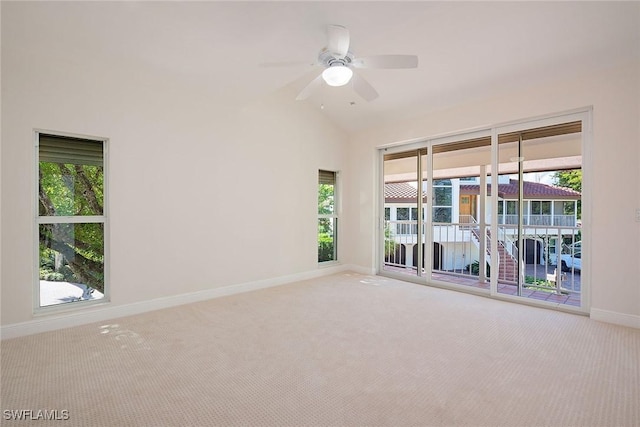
[590,308,640,329]
[1,264,365,340]
[344,264,376,276]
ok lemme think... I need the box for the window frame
[396,207,410,221]
[432,179,453,223]
[34,130,110,313]
[377,107,590,313]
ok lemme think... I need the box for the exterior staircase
[471,227,519,283]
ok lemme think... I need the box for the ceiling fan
[295,25,419,102]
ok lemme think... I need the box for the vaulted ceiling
[5,1,639,132]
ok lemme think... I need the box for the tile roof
[385,179,580,202]
[384,182,427,203]
[460,179,581,199]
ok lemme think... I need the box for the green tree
[318,184,334,214]
[554,170,582,192]
[39,162,105,292]
[317,183,335,262]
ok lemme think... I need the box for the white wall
[1,6,348,329]
[345,60,640,327]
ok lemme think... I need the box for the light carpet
[1,272,639,426]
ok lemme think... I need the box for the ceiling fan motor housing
[296,26,417,102]
[319,48,354,68]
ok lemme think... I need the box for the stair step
[471,228,521,281]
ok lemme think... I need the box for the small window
[37,133,107,308]
[318,170,338,263]
[562,201,575,216]
[396,207,410,221]
[411,207,419,221]
[432,179,452,223]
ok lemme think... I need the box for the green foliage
[40,269,65,282]
[384,226,397,257]
[39,247,75,282]
[467,261,490,277]
[39,162,104,292]
[39,163,104,216]
[554,170,582,192]
[525,275,548,286]
[318,233,335,262]
[318,218,332,235]
[318,183,336,262]
[317,184,334,215]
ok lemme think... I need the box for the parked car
[560,252,581,272]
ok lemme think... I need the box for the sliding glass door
[382,149,424,277]
[379,111,588,311]
[494,119,584,306]
[430,135,492,290]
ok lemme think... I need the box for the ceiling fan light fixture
[295,25,418,102]
[322,65,353,87]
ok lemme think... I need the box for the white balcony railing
[499,214,576,227]
[383,220,581,295]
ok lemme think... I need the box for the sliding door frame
[377,107,592,314]
[491,109,591,312]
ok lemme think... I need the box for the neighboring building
[384,176,581,279]
[459,177,581,228]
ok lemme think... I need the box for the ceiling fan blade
[327,25,350,59]
[295,73,323,101]
[352,55,419,69]
[352,73,379,102]
[258,60,314,68]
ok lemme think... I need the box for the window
[411,207,419,221]
[394,207,417,235]
[498,200,519,224]
[530,201,551,215]
[37,133,107,308]
[432,179,452,223]
[396,207,409,220]
[506,201,518,214]
[318,170,337,262]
